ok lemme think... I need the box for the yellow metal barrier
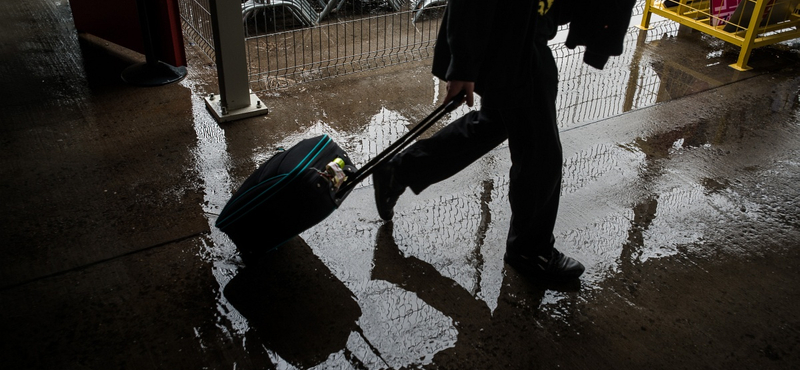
[640,0,800,70]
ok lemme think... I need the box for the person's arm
[442,0,497,107]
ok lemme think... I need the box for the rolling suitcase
[215,94,464,264]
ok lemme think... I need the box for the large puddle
[182,17,800,368]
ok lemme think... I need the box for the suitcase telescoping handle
[335,91,467,199]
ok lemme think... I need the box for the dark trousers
[392,45,561,256]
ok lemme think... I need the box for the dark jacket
[431,0,636,97]
[562,0,638,69]
[431,0,541,103]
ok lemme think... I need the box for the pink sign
[711,0,742,26]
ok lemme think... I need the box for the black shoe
[504,248,585,282]
[373,162,405,220]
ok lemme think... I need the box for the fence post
[204,0,268,123]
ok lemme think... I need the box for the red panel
[69,0,144,52]
[69,0,186,66]
[157,0,187,67]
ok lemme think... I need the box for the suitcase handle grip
[335,91,467,199]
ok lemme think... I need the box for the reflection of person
[373,0,634,281]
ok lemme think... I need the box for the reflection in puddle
[432,75,441,106]
[180,14,800,366]
[182,79,251,343]
[298,106,466,367]
[356,281,458,367]
[222,238,362,368]
[554,21,678,129]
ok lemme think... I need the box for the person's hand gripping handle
[445,80,475,107]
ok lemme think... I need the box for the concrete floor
[2,0,800,369]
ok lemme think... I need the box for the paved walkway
[2,1,799,369]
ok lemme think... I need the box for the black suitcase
[215,94,464,263]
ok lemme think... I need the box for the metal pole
[205,0,268,123]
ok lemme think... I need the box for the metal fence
[241,0,445,90]
[177,0,683,126]
[179,0,216,62]
[178,1,652,91]
[178,0,445,90]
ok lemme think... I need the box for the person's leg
[393,109,509,194]
[503,104,561,257]
[502,45,561,257]
[373,109,508,220]
[502,44,584,280]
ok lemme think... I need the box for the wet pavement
[2,0,800,369]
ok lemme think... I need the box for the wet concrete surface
[2,0,800,369]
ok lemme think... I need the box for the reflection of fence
[555,21,680,128]
[640,0,800,70]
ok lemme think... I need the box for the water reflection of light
[178,8,797,366]
[640,183,754,262]
[356,281,458,367]
[392,171,508,313]
[555,20,680,129]
[182,78,251,340]
[432,75,441,106]
[188,100,462,367]
[299,105,462,367]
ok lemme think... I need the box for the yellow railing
[640,0,800,70]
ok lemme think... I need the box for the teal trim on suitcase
[224,173,288,208]
[216,135,332,230]
[217,135,331,229]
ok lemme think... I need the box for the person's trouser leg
[391,44,561,259]
[392,109,508,194]
[504,44,561,258]
[502,106,561,257]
